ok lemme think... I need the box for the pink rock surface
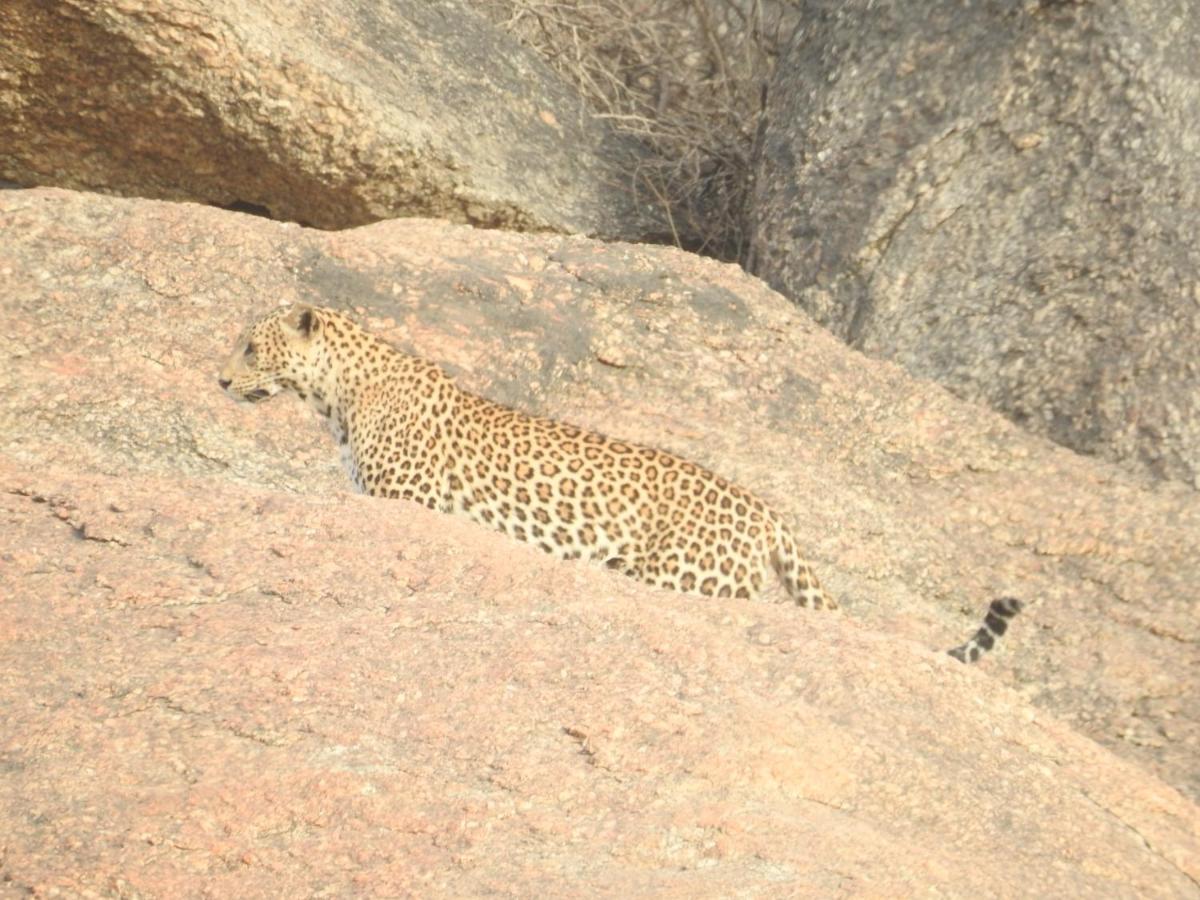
[1,188,1197,894]
[3,464,1197,896]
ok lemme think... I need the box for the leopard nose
[218,378,231,390]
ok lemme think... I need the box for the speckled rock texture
[2,188,1198,894]
[750,0,1200,488]
[0,0,666,239]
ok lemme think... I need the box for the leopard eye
[244,342,255,358]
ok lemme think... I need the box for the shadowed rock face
[750,0,1200,488]
[0,0,667,240]
[1,189,1197,892]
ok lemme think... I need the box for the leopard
[219,304,1021,663]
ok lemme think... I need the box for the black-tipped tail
[946,597,1023,663]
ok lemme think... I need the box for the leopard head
[218,304,326,404]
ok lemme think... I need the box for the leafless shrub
[477,0,800,262]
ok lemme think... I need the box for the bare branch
[477,0,801,261]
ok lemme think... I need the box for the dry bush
[478,0,800,262]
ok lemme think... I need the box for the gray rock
[0,0,667,239]
[749,0,1200,487]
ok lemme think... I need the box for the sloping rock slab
[0,0,666,239]
[2,462,1197,895]
[0,187,1197,809]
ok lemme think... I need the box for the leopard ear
[283,304,319,337]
